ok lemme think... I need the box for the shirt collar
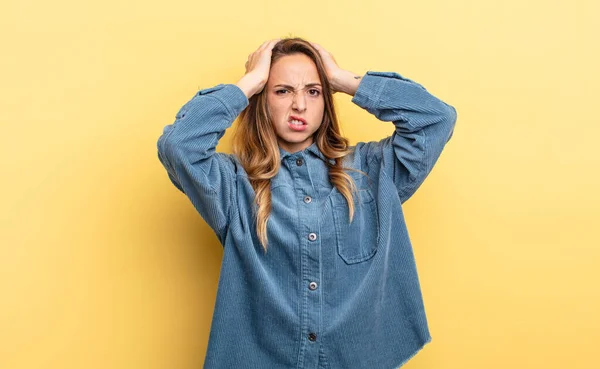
[279,141,336,165]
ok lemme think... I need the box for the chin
[289,134,312,142]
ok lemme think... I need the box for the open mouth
[289,115,307,124]
[288,115,307,131]
[288,118,307,131]
[288,119,306,126]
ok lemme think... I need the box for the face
[266,53,325,153]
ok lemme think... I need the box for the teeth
[289,120,304,125]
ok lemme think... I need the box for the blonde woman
[157,37,457,369]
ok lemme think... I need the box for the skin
[236,39,362,153]
[266,53,324,153]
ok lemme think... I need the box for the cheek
[267,99,287,121]
[313,101,325,122]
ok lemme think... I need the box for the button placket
[290,153,320,362]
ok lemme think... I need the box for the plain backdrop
[1,0,599,368]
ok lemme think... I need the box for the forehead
[268,53,321,87]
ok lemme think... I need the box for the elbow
[442,103,457,142]
[157,123,178,161]
[443,102,457,126]
[158,134,187,165]
[157,133,176,165]
[157,126,193,164]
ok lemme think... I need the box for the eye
[275,89,288,95]
[308,89,321,96]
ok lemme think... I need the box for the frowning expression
[266,53,325,153]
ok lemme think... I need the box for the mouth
[288,115,307,125]
[288,116,308,131]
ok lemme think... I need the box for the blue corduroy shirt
[157,71,457,369]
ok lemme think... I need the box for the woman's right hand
[236,39,280,99]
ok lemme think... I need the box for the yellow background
[1,0,599,368]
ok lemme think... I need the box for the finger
[263,38,280,51]
[259,39,273,50]
[268,40,280,51]
[316,43,331,55]
[312,44,328,57]
[254,41,269,53]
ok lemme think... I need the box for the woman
[157,37,457,369]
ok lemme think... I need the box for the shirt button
[296,158,303,166]
[308,332,317,342]
[309,281,318,290]
[308,233,317,241]
[304,196,312,203]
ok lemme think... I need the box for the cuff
[351,71,418,108]
[195,83,250,119]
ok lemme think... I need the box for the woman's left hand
[311,42,361,95]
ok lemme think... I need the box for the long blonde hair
[232,37,365,253]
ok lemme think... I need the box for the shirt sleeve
[157,83,249,242]
[351,71,457,204]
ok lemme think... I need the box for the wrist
[333,70,362,96]
[236,73,265,99]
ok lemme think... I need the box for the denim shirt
[157,71,457,369]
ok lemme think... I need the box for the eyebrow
[273,83,322,89]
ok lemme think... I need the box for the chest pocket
[330,189,379,264]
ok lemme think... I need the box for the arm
[349,71,457,204]
[157,39,278,241]
[308,44,457,204]
[157,84,249,241]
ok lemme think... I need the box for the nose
[292,91,306,112]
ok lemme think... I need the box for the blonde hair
[232,37,366,253]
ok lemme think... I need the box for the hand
[310,42,361,96]
[236,39,281,98]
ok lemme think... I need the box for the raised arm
[157,39,280,242]
[350,71,457,204]
[310,43,457,204]
[157,84,248,242]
